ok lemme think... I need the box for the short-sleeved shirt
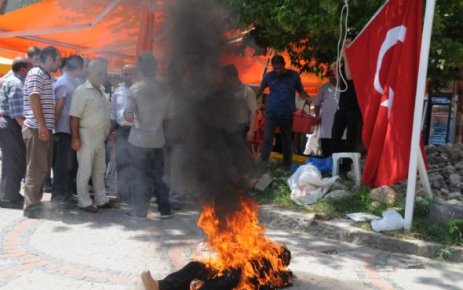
[124,78,170,149]
[53,72,79,134]
[259,69,303,119]
[110,84,132,126]
[69,80,110,143]
[23,67,55,130]
[314,82,339,139]
[0,73,25,119]
[235,85,257,125]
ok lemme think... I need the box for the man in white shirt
[70,59,112,213]
[110,64,136,201]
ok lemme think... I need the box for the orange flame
[197,196,291,289]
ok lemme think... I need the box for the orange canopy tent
[0,0,325,92]
[0,0,157,70]
[0,55,11,75]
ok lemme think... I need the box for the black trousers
[115,126,131,200]
[331,108,362,172]
[159,262,209,290]
[320,138,332,157]
[0,117,26,202]
[52,133,77,198]
[331,107,362,153]
[158,261,240,290]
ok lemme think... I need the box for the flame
[196,195,291,289]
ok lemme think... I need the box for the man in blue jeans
[256,55,311,167]
[124,53,171,219]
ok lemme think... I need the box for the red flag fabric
[345,0,423,186]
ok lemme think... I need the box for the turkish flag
[345,0,423,186]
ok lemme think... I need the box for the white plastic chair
[332,152,361,186]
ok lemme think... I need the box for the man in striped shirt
[22,46,61,218]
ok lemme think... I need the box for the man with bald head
[110,64,136,201]
[70,59,112,213]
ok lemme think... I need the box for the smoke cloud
[164,0,257,219]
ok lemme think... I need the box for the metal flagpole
[404,0,437,230]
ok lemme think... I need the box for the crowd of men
[0,44,360,220]
[0,44,266,220]
[0,46,180,219]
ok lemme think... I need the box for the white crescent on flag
[374,25,407,118]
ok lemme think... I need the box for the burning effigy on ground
[141,195,292,290]
[194,195,292,289]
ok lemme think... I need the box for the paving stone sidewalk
[0,197,198,290]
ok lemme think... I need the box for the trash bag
[371,209,404,232]
[304,125,321,155]
[287,164,338,206]
[306,155,333,174]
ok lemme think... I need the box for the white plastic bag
[304,125,320,155]
[371,209,404,232]
[287,164,338,205]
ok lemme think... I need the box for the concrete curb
[259,205,463,262]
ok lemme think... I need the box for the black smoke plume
[164,0,257,220]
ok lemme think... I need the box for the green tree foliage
[219,0,463,91]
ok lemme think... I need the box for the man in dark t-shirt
[256,55,310,166]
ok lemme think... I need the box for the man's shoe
[23,208,42,219]
[125,211,147,220]
[160,213,173,219]
[97,199,120,209]
[170,202,182,211]
[0,199,23,209]
[80,205,98,213]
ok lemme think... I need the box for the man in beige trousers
[70,59,112,213]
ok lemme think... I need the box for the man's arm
[110,88,118,132]
[247,109,256,142]
[70,116,81,151]
[246,87,257,142]
[8,82,25,127]
[54,85,67,122]
[123,92,135,123]
[297,88,311,103]
[55,98,65,122]
[313,106,321,119]
[29,93,49,141]
[295,73,311,103]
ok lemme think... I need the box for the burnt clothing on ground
[157,246,292,290]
